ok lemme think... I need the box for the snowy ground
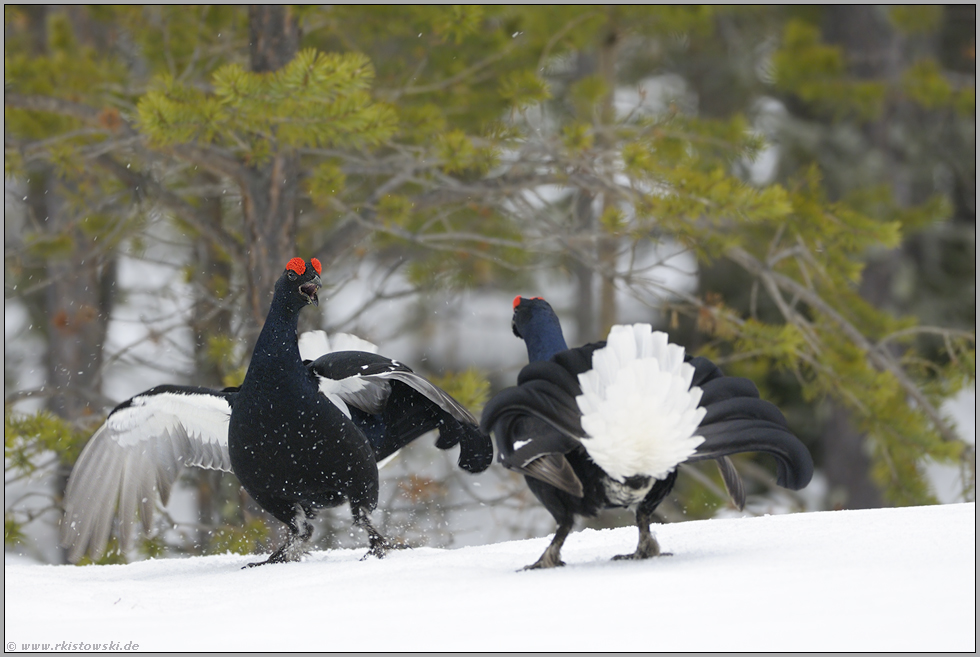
[5,502,975,652]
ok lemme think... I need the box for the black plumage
[61,257,492,565]
[481,296,813,569]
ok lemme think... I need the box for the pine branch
[5,93,255,192]
[726,246,967,447]
[537,11,603,70]
[4,93,124,132]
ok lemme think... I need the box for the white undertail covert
[576,324,706,482]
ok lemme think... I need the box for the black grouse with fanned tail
[61,257,492,566]
[481,296,813,570]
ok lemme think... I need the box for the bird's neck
[246,300,304,376]
[523,314,569,362]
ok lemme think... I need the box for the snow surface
[6,503,975,652]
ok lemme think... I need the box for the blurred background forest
[4,5,975,565]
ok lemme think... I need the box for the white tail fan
[576,324,705,481]
[298,330,379,361]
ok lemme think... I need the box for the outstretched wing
[61,384,236,563]
[309,351,492,473]
[298,329,379,361]
[481,359,587,496]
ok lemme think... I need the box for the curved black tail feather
[692,419,813,490]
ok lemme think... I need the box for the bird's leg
[244,505,315,568]
[522,517,574,571]
[613,471,676,561]
[353,506,409,560]
[612,505,671,561]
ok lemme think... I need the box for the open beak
[300,276,321,307]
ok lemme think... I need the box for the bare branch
[93,155,245,258]
[877,326,976,348]
[379,42,518,99]
[167,144,256,191]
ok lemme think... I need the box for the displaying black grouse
[481,296,813,570]
[61,257,493,566]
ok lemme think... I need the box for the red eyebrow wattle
[286,258,306,275]
[311,258,322,275]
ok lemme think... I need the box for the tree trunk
[242,5,301,325]
[595,13,620,337]
[569,11,622,343]
[32,173,116,566]
[242,155,301,324]
[20,6,116,563]
[572,189,597,343]
[187,174,237,552]
[570,49,598,344]
[231,5,306,544]
[191,183,235,388]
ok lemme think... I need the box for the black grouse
[61,257,493,566]
[481,296,813,570]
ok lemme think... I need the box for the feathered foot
[612,507,671,561]
[521,518,573,571]
[245,545,291,568]
[354,507,410,560]
[244,522,314,568]
[244,505,315,568]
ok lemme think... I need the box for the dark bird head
[278,257,322,311]
[512,296,569,363]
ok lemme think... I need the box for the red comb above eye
[311,258,322,275]
[513,295,544,309]
[286,258,306,275]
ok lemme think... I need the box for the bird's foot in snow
[519,524,571,571]
[242,537,310,568]
[611,534,670,561]
[244,559,272,569]
[360,537,411,561]
[353,506,410,560]
[520,557,566,571]
[611,550,672,561]
[244,551,288,569]
[520,544,566,571]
